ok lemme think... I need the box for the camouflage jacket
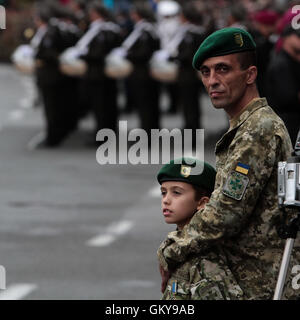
[158,98,300,299]
[162,249,244,300]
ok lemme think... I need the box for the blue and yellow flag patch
[171,281,177,294]
[235,162,250,175]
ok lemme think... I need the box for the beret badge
[180,165,192,178]
[234,33,244,47]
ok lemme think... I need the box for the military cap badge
[234,33,244,47]
[180,165,192,178]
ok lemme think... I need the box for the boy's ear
[197,196,209,211]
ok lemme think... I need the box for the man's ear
[246,66,257,85]
[197,196,210,211]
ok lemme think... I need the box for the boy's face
[160,181,207,230]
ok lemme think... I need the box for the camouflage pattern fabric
[158,98,300,300]
[162,250,244,300]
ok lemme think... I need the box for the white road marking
[87,184,163,247]
[19,98,33,109]
[87,234,115,247]
[8,109,25,121]
[86,220,134,247]
[0,284,37,300]
[27,131,46,151]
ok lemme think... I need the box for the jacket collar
[228,97,268,130]
[215,97,268,154]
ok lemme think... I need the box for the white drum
[104,51,133,79]
[150,50,178,83]
[11,45,35,74]
[59,47,87,77]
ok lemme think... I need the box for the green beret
[192,27,256,70]
[157,158,216,193]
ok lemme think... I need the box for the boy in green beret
[157,158,244,300]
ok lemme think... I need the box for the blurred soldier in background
[125,2,161,137]
[156,0,181,114]
[68,0,89,33]
[114,7,135,115]
[58,5,83,138]
[33,3,81,147]
[250,9,279,97]
[77,1,122,144]
[266,26,300,145]
[170,1,206,143]
[227,3,249,30]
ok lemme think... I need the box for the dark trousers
[128,76,160,135]
[178,81,201,131]
[62,76,80,132]
[278,112,300,146]
[40,85,70,146]
[165,82,179,113]
[39,76,79,146]
[82,78,118,134]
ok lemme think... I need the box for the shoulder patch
[223,171,249,201]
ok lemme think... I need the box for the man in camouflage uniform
[158,27,300,300]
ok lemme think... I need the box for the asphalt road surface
[0,64,228,300]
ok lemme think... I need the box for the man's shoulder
[244,104,289,138]
[235,103,292,154]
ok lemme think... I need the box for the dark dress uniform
[266,49,300,145]
[173,23,206,133]
[58,20,83,135]
[250,28,276,97]
[79,21,122,134]
[35,19,74,147]
[126,21,161,136]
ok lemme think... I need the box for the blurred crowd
[10,0,300,147]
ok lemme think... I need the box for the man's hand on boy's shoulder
[157,236,173,271]
[159,264,171,293]
[157,230,183,271]
[157,233,182,292]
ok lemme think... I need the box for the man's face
[199,54,250,113]
[130,10,139,23]
[89,9,100,22]
[160,181,202,229]
[283,34,300,63]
